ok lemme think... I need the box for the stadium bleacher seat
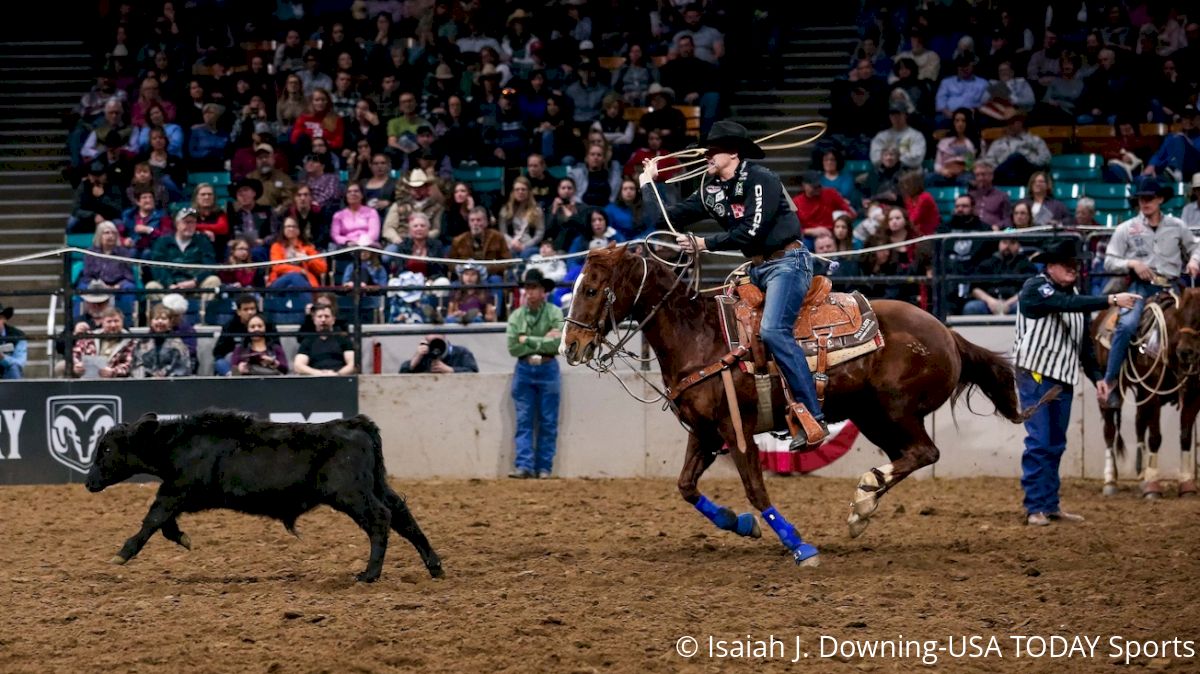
[998,185,1026,201]
[453,166,505,194]
[844,159,872,175]
[678,105,701,137]
[928,186,963,212]
[188,171,232,187]
[1050,154,1102,182]
[1057,182,1084,198]
[547,165,568,180]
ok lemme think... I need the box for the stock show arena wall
[0,327,1187,484]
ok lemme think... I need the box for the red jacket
[290,113,346,151]
[905,192,941,236]
[792,188,850,232]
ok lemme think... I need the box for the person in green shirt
[506,268,564,479]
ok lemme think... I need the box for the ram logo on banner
[46,396,122,474]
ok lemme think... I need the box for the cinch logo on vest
[46,395,121,473]
[0,409,26,459]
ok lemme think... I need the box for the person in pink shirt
[791,170,854,237]
[330,183,381,249]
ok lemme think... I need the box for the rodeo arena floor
[0,476,1196,672]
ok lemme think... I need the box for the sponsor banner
[0,378,357,485]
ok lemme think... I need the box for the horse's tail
[950,330,1026,423]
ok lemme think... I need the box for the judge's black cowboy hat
[522,268,557,292]
[1030,238,1086,266]
[703,120,765,160]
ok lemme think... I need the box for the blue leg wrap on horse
[762,506,810,554]
[695,495,738,531]
[735,512,758,537]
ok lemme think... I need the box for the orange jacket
[268,241,328,286]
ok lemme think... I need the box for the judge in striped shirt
[1013,238,1138,527]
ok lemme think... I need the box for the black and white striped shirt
[1013,274,1110,386]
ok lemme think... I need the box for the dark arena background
[1,2,1199,671]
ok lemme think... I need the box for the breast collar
[701,160,751,218]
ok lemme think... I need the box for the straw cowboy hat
[703,120,765,160]
[403,168,434,188]
[646,82,675,101]
[80,280,113,304]
[507,9,530,24]
[434,63,455,80]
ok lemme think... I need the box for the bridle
[563,246,688,402]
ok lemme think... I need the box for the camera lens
[428,338,447,359]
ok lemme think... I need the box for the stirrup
[787,404,828,451]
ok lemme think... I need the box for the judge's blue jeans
[512,358,561,473]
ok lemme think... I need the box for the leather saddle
[718,275,884,375]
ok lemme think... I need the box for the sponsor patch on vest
[731,203,745,218]
[1039,283,1054,297]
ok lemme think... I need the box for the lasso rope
[1119,301,1198,404]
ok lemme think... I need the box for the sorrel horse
[1091,288,1200,498]
[561,245,1026,566]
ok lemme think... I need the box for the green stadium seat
[187,171,232,187]
[453,166,505,194]
[1164,196,1187,211]
[1056,183,1084,198]
[844,159,872,175]
[1096,212,1122,227]
[548,165,568,180]
[921,159,934,172]
[169,201,192,215]
[338,170,350,183]
[1050,154,1101,170]
[1082,182,1130,198]
[1061,198,1079,213]
[998,185,1026,200]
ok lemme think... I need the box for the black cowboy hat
[703,120,765,160]
[522,268,557,292]
[1131,175,1173,200]
[229,177,263,199]
[0,302,13,320]
[1030,238,1085,265]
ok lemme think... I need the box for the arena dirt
[0,476,1197,673]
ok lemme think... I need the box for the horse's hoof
[109,555,127,566]
[1102,483,1119,497]
[1143,481,1163,499]
[736,512,761,539]
[791,543,820,567]
[355,570,381,583]
[1178,481,1197,497]
[427,565,445,579]
[847,513,871,538]
[178,533,192,550]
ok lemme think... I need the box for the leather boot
[787,403,829,451]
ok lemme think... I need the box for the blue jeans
[0,359,22,380]
[1146,133,1200,179]
[1018,369,1072,515]
[962,298,1017,315]
[748,247,822,420]
[268,272,313,313]
[214,354,233,376]
[512,359,561,473]
[1103,280,1158,383]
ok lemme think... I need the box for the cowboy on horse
[1097,176,1200,407]
[639,120,829,450]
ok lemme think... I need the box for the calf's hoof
[109,555,128,566]
[1102,483,1119,497]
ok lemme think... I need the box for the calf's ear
[133,412,160,437]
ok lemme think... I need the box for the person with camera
[399,334,479,373]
